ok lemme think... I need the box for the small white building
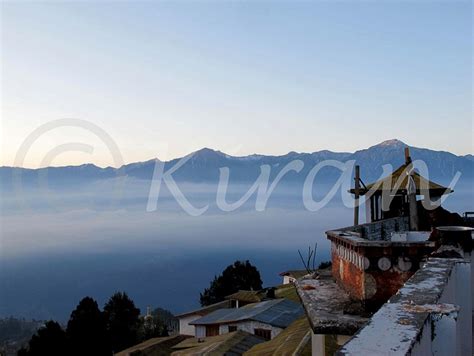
[279,270,308,285]
[190,299,303,340]
[176,300,232,336]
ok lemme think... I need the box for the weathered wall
[331,250,364,300]
[337,258,472,356]
[368,270,414,305]
[330,240,426,306]
[438,261,472,355]
[179,315,200,336]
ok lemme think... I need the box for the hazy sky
[1,1,472,168]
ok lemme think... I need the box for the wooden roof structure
[349,163,453,196]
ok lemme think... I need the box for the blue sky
[1,1,472,167]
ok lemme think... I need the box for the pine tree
[22,321,67,356]
[103,292,140,353]
[66,297,110,355]
[200,260,263,306]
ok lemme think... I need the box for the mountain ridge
[1,139,472,187]
[0,138,457,169]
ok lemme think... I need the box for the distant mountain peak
[195,147,217,153]
[377,139,407,147]
[190,147,228,160]
[193,147,223,155]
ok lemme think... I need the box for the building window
[254,328,271,340]
[228,325,237,332]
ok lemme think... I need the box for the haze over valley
[1,139,472,321]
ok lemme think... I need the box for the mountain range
[1,139,472,189]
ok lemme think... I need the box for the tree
[151,307,178,335]
[66,297,110,356]
[103,292,140,353]
[200,260,263,306]
[21,321,67,356]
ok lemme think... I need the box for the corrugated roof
[349,163,452,196]
[190,299,303,329]
[244,316,312,356]
[178,285,300,320]
[172,330,265,355]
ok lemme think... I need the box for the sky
[1,0,472,168]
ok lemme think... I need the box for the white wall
[439,261,472,356]
[195,325,206,338]
[338,258,472,356]
[282,275,296,285]
[178,315,200,336]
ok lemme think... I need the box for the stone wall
[341,216,409,241]
[336,256,472,355]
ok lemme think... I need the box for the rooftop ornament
[350,147,453,225]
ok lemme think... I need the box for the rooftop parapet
[326,226,436,308]
[336,257,471,355]
[295,269,369,336]
[336,216,410,241]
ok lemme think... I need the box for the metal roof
[349,163,452,196]
[190,299,303,328]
